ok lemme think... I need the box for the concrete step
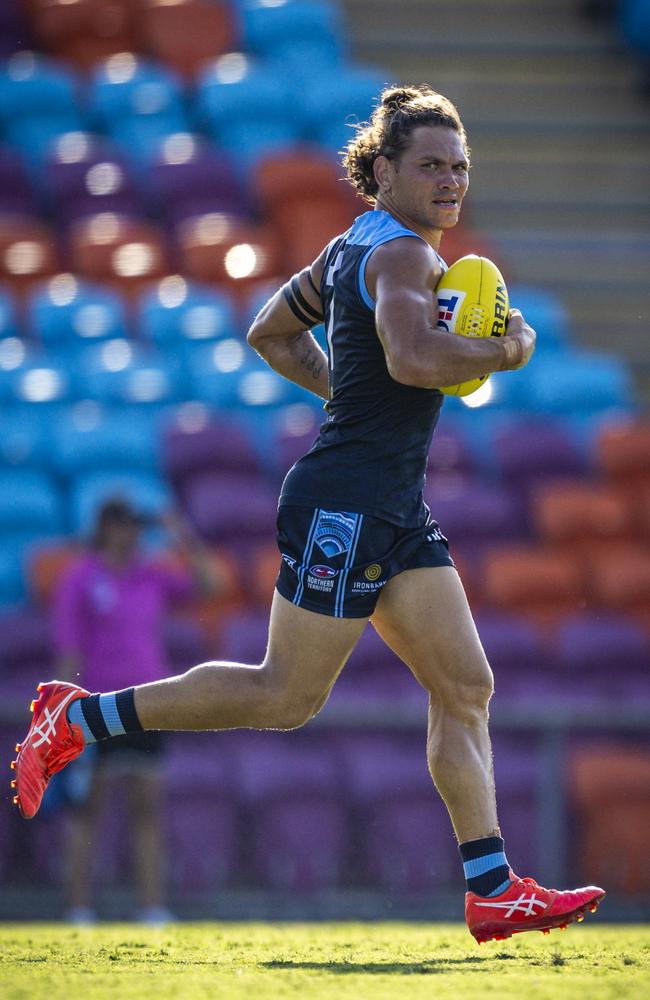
[468,154,650,204]
[469,127,650,159]
[492,232,650,285]
[344,0,610,48]
[470,200,650,233]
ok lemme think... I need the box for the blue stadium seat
[7,356,73,409]
[26,275,129,348]
[238,0,344,59]
[0,52,86,168]
[0,288,19,339]
[69,469,173,538]
[51,404,159,479]
[0,405,51,471]
[620,0,650,59]
[136,276,239,351]
[0,544,26,606]
[74,340,185,407]
[88,53,188,168]
[507,283,571,354]
[299,66,389,146]
[0,469,64,535]
[519,350,634,416]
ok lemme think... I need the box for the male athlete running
[12,85,604,943]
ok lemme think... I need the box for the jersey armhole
[358,232,425,310]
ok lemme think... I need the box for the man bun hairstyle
[343,83,469,204]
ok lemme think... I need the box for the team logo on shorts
[364,563,382,581]
[309,565,338,579]
[315,510,358,557]
[282,554,297,572]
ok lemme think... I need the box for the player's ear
[374,155,393,193]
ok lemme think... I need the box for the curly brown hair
[342,84,469,204]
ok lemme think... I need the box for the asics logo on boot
[31,692,78,749]
[474,893,548,918]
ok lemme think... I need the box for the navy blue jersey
[280,210,445,527]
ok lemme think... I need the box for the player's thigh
[372,566,493,702]
[263,589,368,704]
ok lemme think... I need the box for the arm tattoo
[289,333,325,381]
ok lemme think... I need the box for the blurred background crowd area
[0,0,650,917]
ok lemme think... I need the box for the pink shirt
[52,552,194,691]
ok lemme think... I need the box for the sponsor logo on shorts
[352,579,387,593]
[309,565,338,579]
[282,554,297,572]
[364,563,382,581]
[314,510,358,557]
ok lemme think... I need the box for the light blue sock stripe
[67,698,96,744]
[99,693,126,737]
[463,851,508,879]
[488,877,513,898]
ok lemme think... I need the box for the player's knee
[439,662,494,722]
[255,668,320,729]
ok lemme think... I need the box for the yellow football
[435,254,509,396]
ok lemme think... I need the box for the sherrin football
[435,254,509,397]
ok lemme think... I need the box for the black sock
[67,688,144,744]
[459,836,512,897]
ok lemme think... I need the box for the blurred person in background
[52,498,218,925]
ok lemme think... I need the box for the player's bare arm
[247,252,329,401]
[369,238,535,387]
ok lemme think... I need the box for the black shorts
[275,505,454,618]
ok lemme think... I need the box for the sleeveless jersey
[279,209,445,528]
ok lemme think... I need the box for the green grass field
[1,922,649,1000]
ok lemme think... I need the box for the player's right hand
[502,308,536,370]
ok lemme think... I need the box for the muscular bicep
[370,238,443,382]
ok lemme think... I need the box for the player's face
[387,126,469,231]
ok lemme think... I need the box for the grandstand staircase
[342,0,650,398]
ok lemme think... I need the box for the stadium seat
[569,745,650,893]
[553,612,650,703]
[174,212,283,297]
[67,213,171,297]
[217,608,269,663]
[68,468,173,537]
[422,473,527,550]
[472,611,555,704]
[229,731,348,890]
[0,144,37,216]
[481,546,587,626]
[7,356,73,408]
[74,339,183,406]
[0,51,86,167]
[27,0,138,73]
[0,403,51,470]
[239,0,344,64]
[145,134,249,224]
[42,133,141,226]
[520,351,634,416]
[88,52,188,166]
[507,283,571,353]
[136,276,239,352]
[26,274,129,348]
[0,605,53,676]
[596,418,650,490]
[0,468,64,535]
[0,0,32,57]
[0,287,20,339]
[27,539,81,607]
[161,409,261,484]
[298,66,389,148]
[138,0,239,80]
[336,733,458,891]
[0,214,60,294]
[50,403,159,478]
[585,545,650,628]
[181,470,278,543]
[491,420,588,499]
[531,481,638,553]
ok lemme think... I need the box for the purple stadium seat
[423,473,526,547]
[553,612,650,703]
[336,733,458,891]
[162,413,261,485]
[473,611,556,704]
[217,610,268,663]
[228,731,348,890]
[0,146,36,216]
[427,425,475,476]
[147,136,250,224]
[182,470,278,542]
[0,606,53,698]
[163,736,239,890]
[491,733,541,876]
[492,420,588,498]
[163,616,208,673]
[42,133,140,224]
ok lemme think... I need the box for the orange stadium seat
[254,150,363,273]
[569,745,650,894]
[68,212,170,297]
[585,545,650,629]
[531,481,639,554]
[174,212,283,299]
[137,0,238,79]
[481,546,587,626]
[156,546,246,642]
[28,541,82,607]
[26,0,137,73]
[0,214,60,294]
[596,418,650,491]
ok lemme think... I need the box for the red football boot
[466,872,605,944]
[10,681,89,819]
